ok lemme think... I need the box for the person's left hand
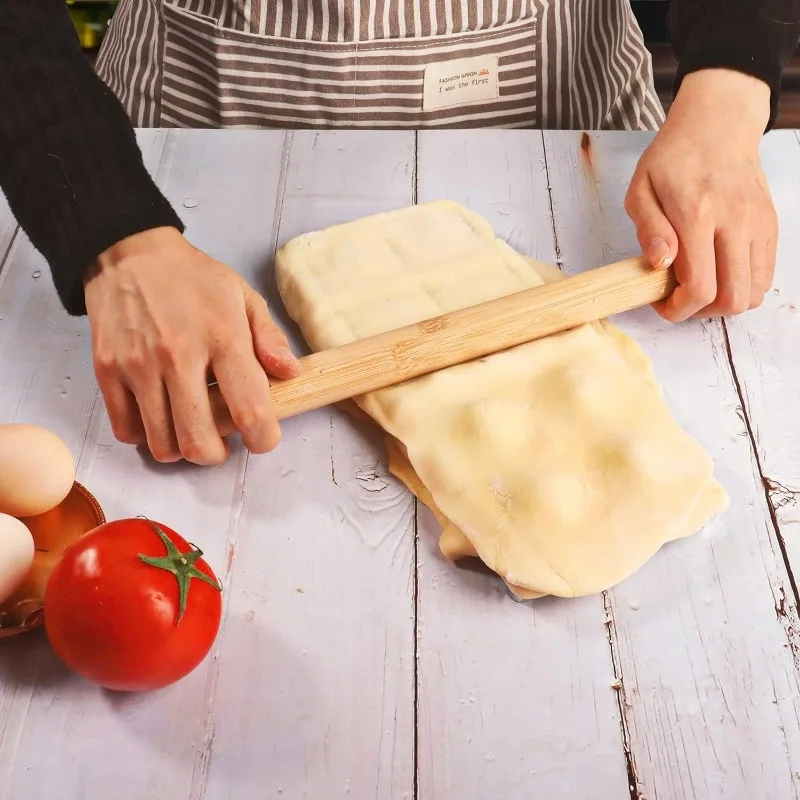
[624,68,778,322]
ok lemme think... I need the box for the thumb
[624,176,679,269]
[244,288,301,380]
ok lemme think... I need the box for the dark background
[630,0,800,126]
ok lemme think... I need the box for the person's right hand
[83,227,301,466]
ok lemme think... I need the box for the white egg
[0,513,35,605]
[0,424,76,517]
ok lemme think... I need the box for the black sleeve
[669,0,800,130]
[0,0,184,317]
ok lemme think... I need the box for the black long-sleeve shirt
[1,0,799,317]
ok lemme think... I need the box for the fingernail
[276,346,301,369]
[647,238,673,269]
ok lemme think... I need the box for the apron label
[422,55,499,111]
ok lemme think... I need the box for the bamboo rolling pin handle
[210,256,676,437]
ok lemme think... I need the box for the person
[1,0,798,467]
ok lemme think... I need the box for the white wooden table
[0,129,799,800]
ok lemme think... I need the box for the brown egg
[0,424,76,517]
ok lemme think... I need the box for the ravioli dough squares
[276,201,729,598]
[277,201,543,350]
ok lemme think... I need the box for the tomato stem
[137,520,221,625]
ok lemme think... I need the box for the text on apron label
[422,55,500,112]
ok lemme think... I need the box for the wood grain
[209,255,674,430]
[0,131,182,800]
[2,129,799,800]
[724,130,800,574]
[196,131,417,800]
[0,129,289,800]
[544,128,800,800]
[414,130,631,800]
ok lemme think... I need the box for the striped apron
[95,0,664,130]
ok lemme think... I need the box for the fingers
[626,129,779,324]
[163,363,229,466]
[624,175,679,269]
[95,367,146,446]
[701,229,751,317]
[211,343,281,455]
[245,289,301,380]
[129,377,181,463]
[96,309,285,463]
[750,212,778,309]
[208,383,237,439]
[96,344,228,466]
[652,207,717,323]
[628,160,778,319]
[86,237,291,465]
[95,344,178,460]
[749,241,768,310]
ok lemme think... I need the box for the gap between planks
[543,128,800,799]
[191,129,295,799]
[723,129,800,668]
[541,132,564,268]
[721,323,800,648]
[540,131,642,800]
[188,130,418,800]
[411,129,421,800]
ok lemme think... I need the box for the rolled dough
[276,201,729,598]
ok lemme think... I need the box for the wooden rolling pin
[210,256,675,435]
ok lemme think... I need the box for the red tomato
[43,517,222,692]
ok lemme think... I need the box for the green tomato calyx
[137,520,221,625]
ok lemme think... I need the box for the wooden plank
[543,129,800,800]
[0,130,167,798]
[0,129,289,800]
[723,130,800,571]
[196,131,417,800]
[414,130,631,799]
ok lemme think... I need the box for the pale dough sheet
[276,201,729,598]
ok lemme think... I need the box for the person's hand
[625,68,778,322]
[83,227,300,465]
